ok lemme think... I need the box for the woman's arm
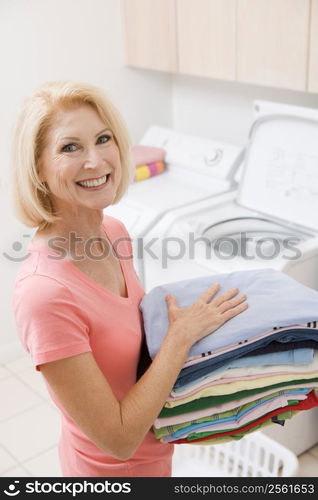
[41,284,247,460]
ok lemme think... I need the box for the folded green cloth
[185,410,296,445]
[185,403,296,441]
[154,391,300,439]
[159,377,318,417]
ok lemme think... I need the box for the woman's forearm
[118,326,190,458]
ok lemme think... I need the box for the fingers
[212,287,239,307]
[218,294,247,313]
[222,301,249,321]
[199,283,220,303]
[165,294,179,310]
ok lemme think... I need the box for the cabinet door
[176,0,236,80]
[121,0,177,72]
[237,0,310,91]
[308,0,318,93]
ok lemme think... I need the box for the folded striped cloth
[131,145,166,182]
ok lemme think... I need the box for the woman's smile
[75,173,112,190]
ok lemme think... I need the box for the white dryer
[142,110,318,455]
[105,126,244,285]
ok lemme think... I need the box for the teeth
[77,175,108,188]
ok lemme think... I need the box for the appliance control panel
[140,126,244,182]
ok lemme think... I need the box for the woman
[11,81,248,477]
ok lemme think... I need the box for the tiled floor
[0,354,317,477]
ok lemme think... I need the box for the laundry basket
[172,431,299,477]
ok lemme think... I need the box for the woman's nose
[83,148,104,169]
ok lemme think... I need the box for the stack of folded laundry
[140,269,318,445]
[131,144,166,182]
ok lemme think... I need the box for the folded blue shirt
[225,347,314,367]
[175,329,318,388]
[172,348,314,393]
[140,268,318,359]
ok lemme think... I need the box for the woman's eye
[62,143,77,153]
[97,134,112,144]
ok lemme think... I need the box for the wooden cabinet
[176,0,236,80]
[308,0,318,93]
[122,0,317,94]
[121,0,177,72]
[237,0,310,92]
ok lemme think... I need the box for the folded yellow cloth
[131,144,167,182]
[134,161,166,181]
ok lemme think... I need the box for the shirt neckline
[28,223,132,303]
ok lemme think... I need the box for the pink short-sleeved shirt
[12,215,173,477]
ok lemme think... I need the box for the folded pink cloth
[131,145,166,166]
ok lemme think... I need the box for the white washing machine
[142,106,318,455]
[105,126,244,285]
[143,113,318,292]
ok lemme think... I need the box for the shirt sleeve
[12,274,91,371]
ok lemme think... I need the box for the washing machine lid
[237,115,318,232]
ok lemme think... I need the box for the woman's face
[39,104,122,214]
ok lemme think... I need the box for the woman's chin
[83,196,116,211]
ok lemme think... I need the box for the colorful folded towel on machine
[131,144,166,182]
[139,269,318,444]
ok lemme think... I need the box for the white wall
[0,0,172,362]
[172,75,318,146]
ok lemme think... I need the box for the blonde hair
[11,80,134,230]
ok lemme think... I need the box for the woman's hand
[165,284,248,347]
